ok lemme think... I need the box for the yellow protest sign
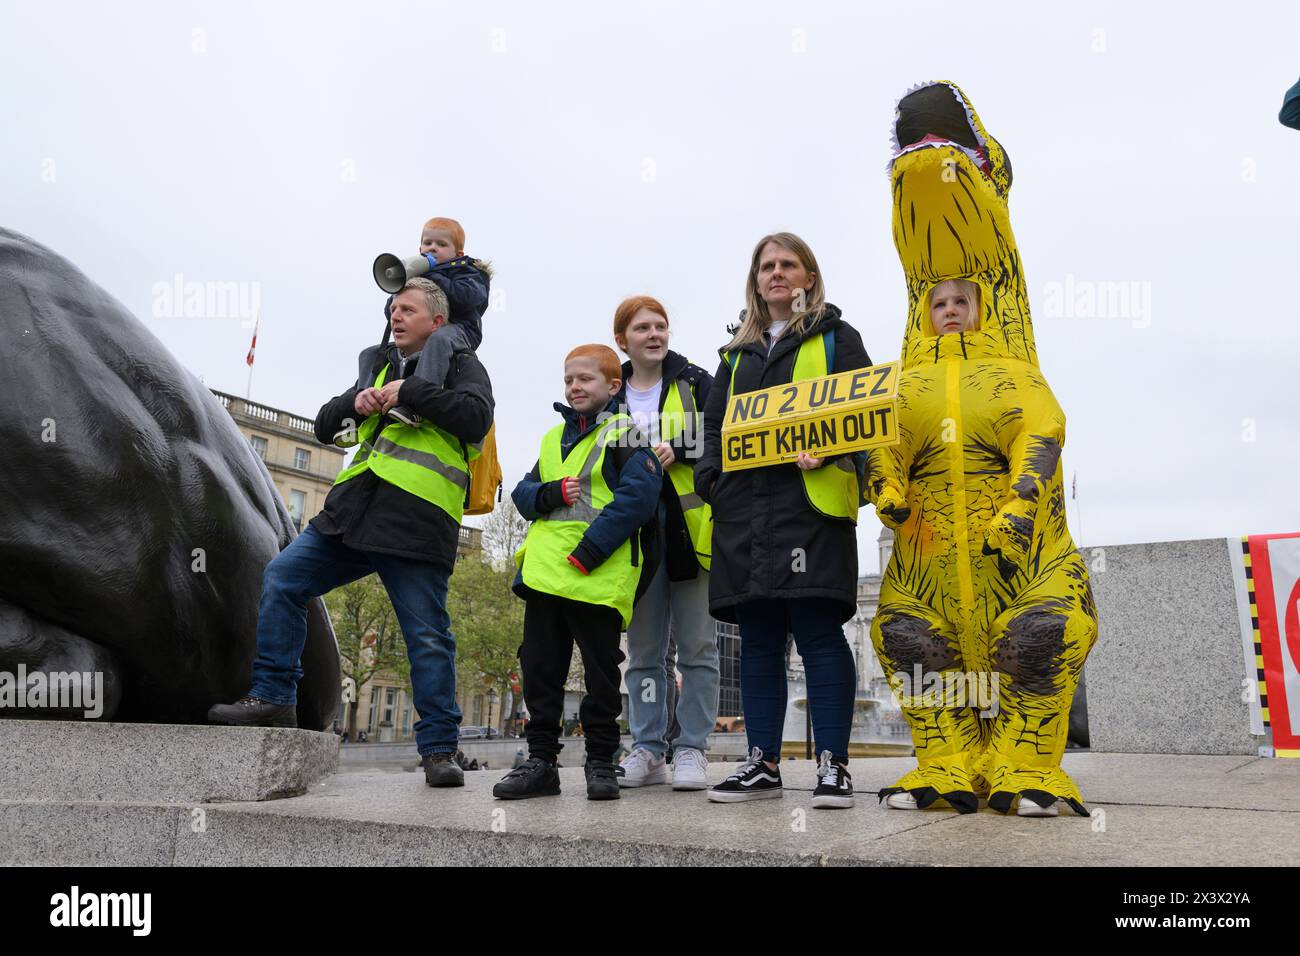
[721,362,901,471]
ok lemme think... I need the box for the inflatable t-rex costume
[0,227,339,729]
[868,82,1098,816]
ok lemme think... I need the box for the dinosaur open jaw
[889,82,992,180]
[893,135,990,177]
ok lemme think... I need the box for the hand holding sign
[722,361,901,472]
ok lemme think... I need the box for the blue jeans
[624,544,720,756]
[249,525,461,755]
[734,598,856,765]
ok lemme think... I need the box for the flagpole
[245,310,259,400]
[1072,470,1086,550]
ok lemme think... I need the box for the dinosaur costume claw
[871,82,1098,817]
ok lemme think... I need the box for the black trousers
[520,593,625,763]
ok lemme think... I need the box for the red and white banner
[1234,533,1300,757]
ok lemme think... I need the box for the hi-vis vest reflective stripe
[727,332,860,523]
[334,364,479,524]
[515,414,640,628]
[660,376,713,571]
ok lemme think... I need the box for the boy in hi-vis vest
[496,345,662,801]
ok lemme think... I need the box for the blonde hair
[725,232,827,351]
[400,277,449,321]
[928,278,981,333]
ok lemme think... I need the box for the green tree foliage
[464,497,588,729]
[323,574,409,737]
[447,553,525,731]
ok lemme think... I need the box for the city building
[211,389,346,532]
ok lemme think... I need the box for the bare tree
[479,496,530,570]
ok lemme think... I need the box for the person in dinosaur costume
[867,81,1098,818]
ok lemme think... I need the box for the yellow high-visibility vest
[659,375,713,571]
[334,364,477,523]
[515,414,641,627]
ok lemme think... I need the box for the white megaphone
[372,252,435,294]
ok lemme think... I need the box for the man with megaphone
[210,275,495,790]
[343,216,492,437]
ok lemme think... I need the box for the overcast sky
[4,0,1298,573]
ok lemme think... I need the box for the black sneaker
[706,747,782,803]
[585,758,621,801]
[388,405,422,427]
[207,695,297,728]
[422,752,465,788]
[492,757,561,800]
[811,750,854,809]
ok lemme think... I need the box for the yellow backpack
[464,422,503,515]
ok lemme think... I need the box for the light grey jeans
[624,512,720,756]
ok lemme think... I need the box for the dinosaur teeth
[888,81,990,175]
[888,80,936,153]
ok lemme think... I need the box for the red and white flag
[245,319,258,367]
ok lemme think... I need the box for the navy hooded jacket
[1282,76,1300,131]
[378,256,491,350]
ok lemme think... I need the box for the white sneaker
[884,790,919,810]
[618,747,669,788]
[671,747,709,791]
[1016,795,1059,817]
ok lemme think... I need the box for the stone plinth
[1086,537,1259,755]
[0,719,338,804]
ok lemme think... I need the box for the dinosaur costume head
[889,81,1037,369]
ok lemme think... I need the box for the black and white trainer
[706,747,782,803]
[811,750,854,809]
[387,405,423,427]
